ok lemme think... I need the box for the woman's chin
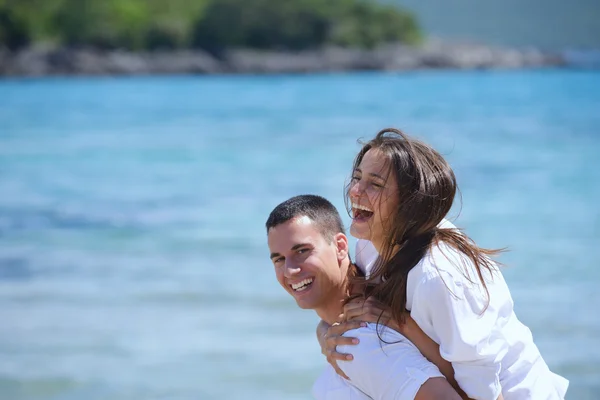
[350,222,371,240]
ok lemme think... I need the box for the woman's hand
[342,297,401,331]
[317,319,366,380]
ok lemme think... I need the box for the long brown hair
[345,128,504,325]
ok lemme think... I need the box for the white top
[312,323,445,400]
[355,219,569,400]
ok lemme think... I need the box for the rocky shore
[0,40,571,77]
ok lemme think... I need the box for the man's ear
[333,232,349,262]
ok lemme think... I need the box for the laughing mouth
[352,203,374,219]
[290,278,313,292]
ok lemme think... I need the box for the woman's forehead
[358,149,392,175]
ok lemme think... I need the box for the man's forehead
[290,215,317,228]
[268,216,322,244]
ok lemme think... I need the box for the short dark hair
[266,195,345,242]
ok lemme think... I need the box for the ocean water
[0,70,599,400]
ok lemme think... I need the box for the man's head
[266,195,351,315]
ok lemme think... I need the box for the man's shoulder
[341,324,411,347]
[312,365,369,400]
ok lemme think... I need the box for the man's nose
[283,260,301,278]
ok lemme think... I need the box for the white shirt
[313,367,371,400]
[355,219,569,400]
[312,324,445,400]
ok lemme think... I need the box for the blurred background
[1,0,599,399]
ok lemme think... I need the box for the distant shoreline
[1,40,593,78]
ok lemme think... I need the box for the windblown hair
[344,128,503,324]
[266,194,345,243]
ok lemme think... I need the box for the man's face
[267,216,347,310]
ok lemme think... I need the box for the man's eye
[273,257,284,264]
[297,248,309,254]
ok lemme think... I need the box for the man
[265,194,462,400]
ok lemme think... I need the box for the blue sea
[1,70,599,400]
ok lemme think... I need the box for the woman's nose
[349,180,362,198]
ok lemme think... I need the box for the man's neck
[314,261,360,325]
[315,286,348,325]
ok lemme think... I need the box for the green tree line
[0,0,421,52]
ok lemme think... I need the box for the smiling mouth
[352,203,374,220]
[290,278,314,292]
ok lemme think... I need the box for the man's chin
[294,298,313,309]
[294,296,317,310]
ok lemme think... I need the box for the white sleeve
[413,273,508,400]
[337,326,444,400]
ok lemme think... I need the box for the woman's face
[348,148,399,251]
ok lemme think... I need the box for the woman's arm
[399,315,478,400]
[318,302,507,400]
[336,325,462,400]
[398,318,504,400]
[342,298,472,400]
[413,272,509,400]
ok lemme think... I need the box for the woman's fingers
[356,313,390,325]
[344,298,392,322]
[343,300,371,320]
[325,352,350,380]
[326,335,360,356]
[320,317,372,380]
[327,319,365,336]
[323,320,365,361]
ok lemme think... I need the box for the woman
[319,128,568,399]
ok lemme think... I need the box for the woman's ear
[334,232,349,262]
